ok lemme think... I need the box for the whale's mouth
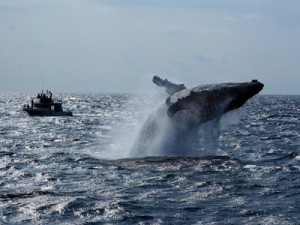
[226,80,264,112]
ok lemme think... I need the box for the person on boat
[31,99,34,109]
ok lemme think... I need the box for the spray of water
[128,106,241,158]
[88,91,166,159]
[91,98,242,159]
[89,80,242,159]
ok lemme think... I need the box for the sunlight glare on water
[0,93,299,224]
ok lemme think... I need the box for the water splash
[90,93,242,159]
[90,94,164,159]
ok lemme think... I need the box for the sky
[0,0,299,94]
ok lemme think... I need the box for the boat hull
[23,108,72,117]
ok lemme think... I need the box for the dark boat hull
[23,108,72,117]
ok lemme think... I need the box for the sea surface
[0,93,299,224]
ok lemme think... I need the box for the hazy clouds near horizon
[1,0,299,94]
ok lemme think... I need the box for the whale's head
[224,79,264,112]
[165,80,264,129]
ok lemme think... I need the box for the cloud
[243,13,260,20]
[225,16,237,22]
[192,54,213,63]
[0,0,299,94]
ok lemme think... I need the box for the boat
[23,90,73,116]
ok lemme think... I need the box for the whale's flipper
[153,75,187,95]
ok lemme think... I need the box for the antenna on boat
[42,76,45,93]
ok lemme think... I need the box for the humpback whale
[130,76,264,157]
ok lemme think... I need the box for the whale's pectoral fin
[153,75,187,95]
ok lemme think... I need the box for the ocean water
[0,93,299,224]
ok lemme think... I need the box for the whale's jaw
[226,80,264,112]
